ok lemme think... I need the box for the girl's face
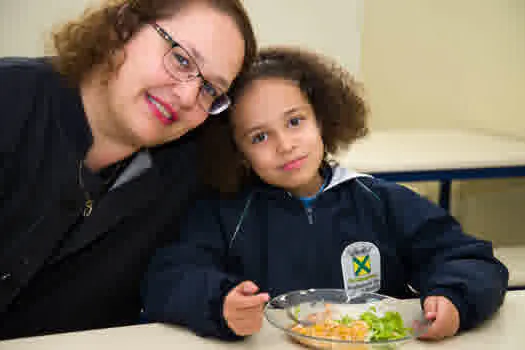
[96,3,245,148]
[232,78,325,198]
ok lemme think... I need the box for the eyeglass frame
[150,23,231,115]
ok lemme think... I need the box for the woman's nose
[173,79,201,109]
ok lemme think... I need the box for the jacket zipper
[304,206,314,225]
[286,192,315,224]
[83,199,93,217]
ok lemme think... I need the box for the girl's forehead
[232,79,313,129]
[237,78,307,108]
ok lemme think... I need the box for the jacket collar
[250,164,369,199]
[324,165,369,191]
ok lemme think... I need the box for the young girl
[142,47,508,341]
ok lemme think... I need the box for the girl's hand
[223,281,270,336]
[419,296,460,340]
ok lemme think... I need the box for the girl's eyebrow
[241,123,266,139]
[282,105,310,116]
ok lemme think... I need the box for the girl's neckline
[296,174,330,207]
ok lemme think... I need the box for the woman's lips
[282,156,307,171]
[145,93,178,125]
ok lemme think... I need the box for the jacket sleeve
[380,181,508,331]
[141,196,243,340]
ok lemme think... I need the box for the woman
[0,0,256,340]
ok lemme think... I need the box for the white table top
[2,291,524,350]
[335,129,525,173]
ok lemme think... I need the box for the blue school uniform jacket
[142,166,508,339]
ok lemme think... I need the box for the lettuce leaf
[335,306,411,341]
[359,308,411,341]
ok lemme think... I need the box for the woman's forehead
[158,3,245,87]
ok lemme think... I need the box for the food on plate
[290,304,412,342]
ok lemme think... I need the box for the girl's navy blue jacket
[142,166,508,339]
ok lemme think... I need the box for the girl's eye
[288,116,303,127]
[251,132,268,144]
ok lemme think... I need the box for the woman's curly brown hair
[50,0,256,86]
[199,46,369,194]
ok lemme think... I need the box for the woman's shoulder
[0,56,57,82]
[0,57,63,107]
[0,57,62,151]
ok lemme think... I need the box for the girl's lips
[282,156,307,171]
[145,93,178,125]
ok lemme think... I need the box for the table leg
[439,180,451,211]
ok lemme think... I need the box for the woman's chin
[136,128,190,148]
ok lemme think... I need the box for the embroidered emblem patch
[341,242,381,296]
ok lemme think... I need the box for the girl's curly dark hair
[199,46,369,194]
[50,0,256,86]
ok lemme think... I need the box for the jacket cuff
[208,277,244,340]
[421,287,469,332]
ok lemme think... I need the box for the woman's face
[232,78,325,198]
[102,3,245,148]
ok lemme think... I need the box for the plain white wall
[0,0,363,77]
[0,0,102,57]
[243,0,363,77]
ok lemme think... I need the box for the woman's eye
[201,80,218,97]
[173,52,190,68]
[251,132,268,144]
